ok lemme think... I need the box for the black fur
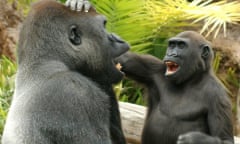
[116,31,234,144]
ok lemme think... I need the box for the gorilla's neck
[76,62,123,88]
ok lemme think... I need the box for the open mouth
[164,61,180,76]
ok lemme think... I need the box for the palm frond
[144,0,240,38]
[183,0,240,37]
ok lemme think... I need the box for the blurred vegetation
[0,56,16,137]
[1,0,240,136]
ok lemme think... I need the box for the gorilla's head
[18,0,129,84]
[163,31,213,84]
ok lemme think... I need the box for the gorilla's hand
[65,0,91,12]
[177,131,221,144]
[115,52,132,66]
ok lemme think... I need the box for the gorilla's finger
[83,0,91,12]
[76,0,84,11]
[70,0,77,11]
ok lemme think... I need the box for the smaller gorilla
[2,0,129,144]
[116,31,234,144]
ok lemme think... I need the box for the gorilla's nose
[108,33,125,43]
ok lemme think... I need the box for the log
[119,102,146,144]
[119,102,240,144]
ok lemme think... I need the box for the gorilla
[2,0,129,144]
[116,31,234,144]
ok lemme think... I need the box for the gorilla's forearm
[116,52,165,84]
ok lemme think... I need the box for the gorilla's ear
[201,45,210,59]
[69,25,82,45]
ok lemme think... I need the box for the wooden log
[119,102,146,144]
[119,102,240,144]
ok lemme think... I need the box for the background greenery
[1,0,239,137]
[0,56,16,134]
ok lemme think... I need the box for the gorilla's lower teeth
[166,69,175,75]
[165,65,179,76]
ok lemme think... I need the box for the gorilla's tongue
[165,61,179,76]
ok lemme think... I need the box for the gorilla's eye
[103,20,107,27]
[178,42,186,49]
[169,42,176,48]
[69,25,82,46]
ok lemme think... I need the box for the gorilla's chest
[143,86,209,144]
[157,82,208,120]
[143,103,208,144]
[160,93,207,119]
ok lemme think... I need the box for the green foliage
[0,56,16,136]
[226,68,240,88]
[213,52,222,73]
[90,0,153,53]
[59,0,66,3]
[213,52,239,89]
[89,0,190,56]
[115,80,146,106]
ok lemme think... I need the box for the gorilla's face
[163,37,193,82]
[68,15,129,58]
[65,10,129,83]
[163,31,210,84]
[19,3,129,84]
[163,38,186,77]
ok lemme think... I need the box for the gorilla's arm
[207,88,234,144]
[116,52,165,84]
[65,0,91,12]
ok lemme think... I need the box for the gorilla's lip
[164,61,180,76]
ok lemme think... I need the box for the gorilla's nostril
[109,33,124,43]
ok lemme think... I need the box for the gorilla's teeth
[165,70,175,76]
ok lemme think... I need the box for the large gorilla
[116,31,234,144]
[2,0,129,144]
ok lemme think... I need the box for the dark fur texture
[2,0,129,143]
[116,31,234,144]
